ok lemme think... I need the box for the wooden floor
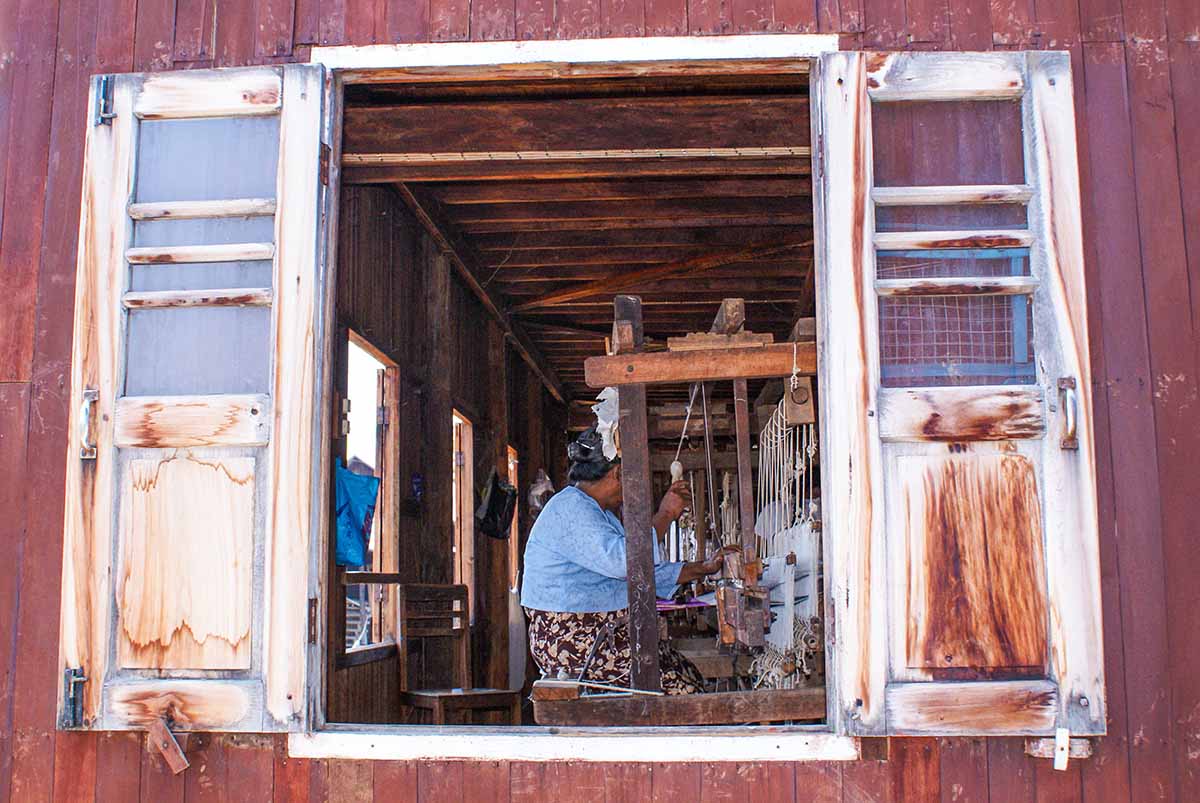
[3,0,1199,800]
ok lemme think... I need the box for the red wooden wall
[1,0,1198,800]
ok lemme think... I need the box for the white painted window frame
[300,33,858,763]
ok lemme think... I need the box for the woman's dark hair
[567,426,619,483]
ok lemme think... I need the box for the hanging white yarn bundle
[751,398,819,690]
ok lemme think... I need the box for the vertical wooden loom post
[733,378,756,559]
[715,300,756,561]
[613,295,661,692]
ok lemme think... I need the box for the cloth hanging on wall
[476,468,518,539]
[335,457,380,567]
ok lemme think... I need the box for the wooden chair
[398,583,522,725]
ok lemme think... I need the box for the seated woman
[521,426,731,694]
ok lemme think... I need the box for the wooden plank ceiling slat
[346,74,814,404]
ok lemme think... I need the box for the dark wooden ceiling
[342,74,814,406]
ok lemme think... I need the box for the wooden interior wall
[0,0,1197,799]
[331,185,555,720]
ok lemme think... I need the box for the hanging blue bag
[335,458,380,567]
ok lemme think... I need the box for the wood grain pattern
[1026,51,1106,735]
[134,68,282,118]
[898,452,1049,673]
[125,243,275,264]
[877,387,1044,442]
[114,394,271,448]
[107,680,255,730]
[614,295,660,692]
[342,96,807,154]
[533,686,826,725]
[262,64,326,728]
[812,51,888,736]
[59,73,136,728]
[873,276,1037,296]
[873,230,1034,250]
[127,198,277,220]
[117,455,255,670]
[585,342,816,387]
[872,184,1033,205]
[121,288,273,308]
[886,680,1058,735]
[866,51,1026,100]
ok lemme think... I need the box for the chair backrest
[397,583,471,689]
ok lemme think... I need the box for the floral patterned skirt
[524,607,705,695]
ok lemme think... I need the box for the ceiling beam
[510,241,811,312]
[392,183,569,404]
[342,96,808,155]
[585,341,817,387]
[342,156,811,184]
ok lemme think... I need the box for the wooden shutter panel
[58,65,328,732]
[813,52,1105,737]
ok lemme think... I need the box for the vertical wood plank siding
[0,0,1195,798]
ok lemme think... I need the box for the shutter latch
[307,597,319,644]
[94,75,116,126]
[147,717,190,774]
[62,667,87,728]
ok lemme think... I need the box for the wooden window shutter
[58,65,329,732]
[813,52,1105,737]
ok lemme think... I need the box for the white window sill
[289,726,860,762]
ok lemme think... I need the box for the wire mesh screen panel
[878,294,1035,387]
[871,100,1025,187]
[874,204,1028,232]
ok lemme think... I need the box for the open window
[58,65,327,731]
[813,51,1104,736]
[331,331,401,665]
[451,411,475,623]
[58,42,1105,751]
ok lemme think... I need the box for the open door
[813,52,1104,736]
[58,65,328,731]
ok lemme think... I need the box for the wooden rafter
[510,241,811,312]
[585,341,816,387]
[392,183,569,403]
[343,156,810,184]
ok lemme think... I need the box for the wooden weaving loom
[530,296,823,726]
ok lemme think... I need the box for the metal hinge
[454,450,466,467]
[307,598,319,644]
[338,396,351,437]
[377,405,390,428]
[319,143,332,186]
[94,75,116,126]
[62,667,87,728]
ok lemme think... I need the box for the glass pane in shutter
[135,116,280,202]
[125,307,272,395]
[130,217,275,292]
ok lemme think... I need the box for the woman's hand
[677,545,741,584]
[656,480,693,521]
[699,544,741,576]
